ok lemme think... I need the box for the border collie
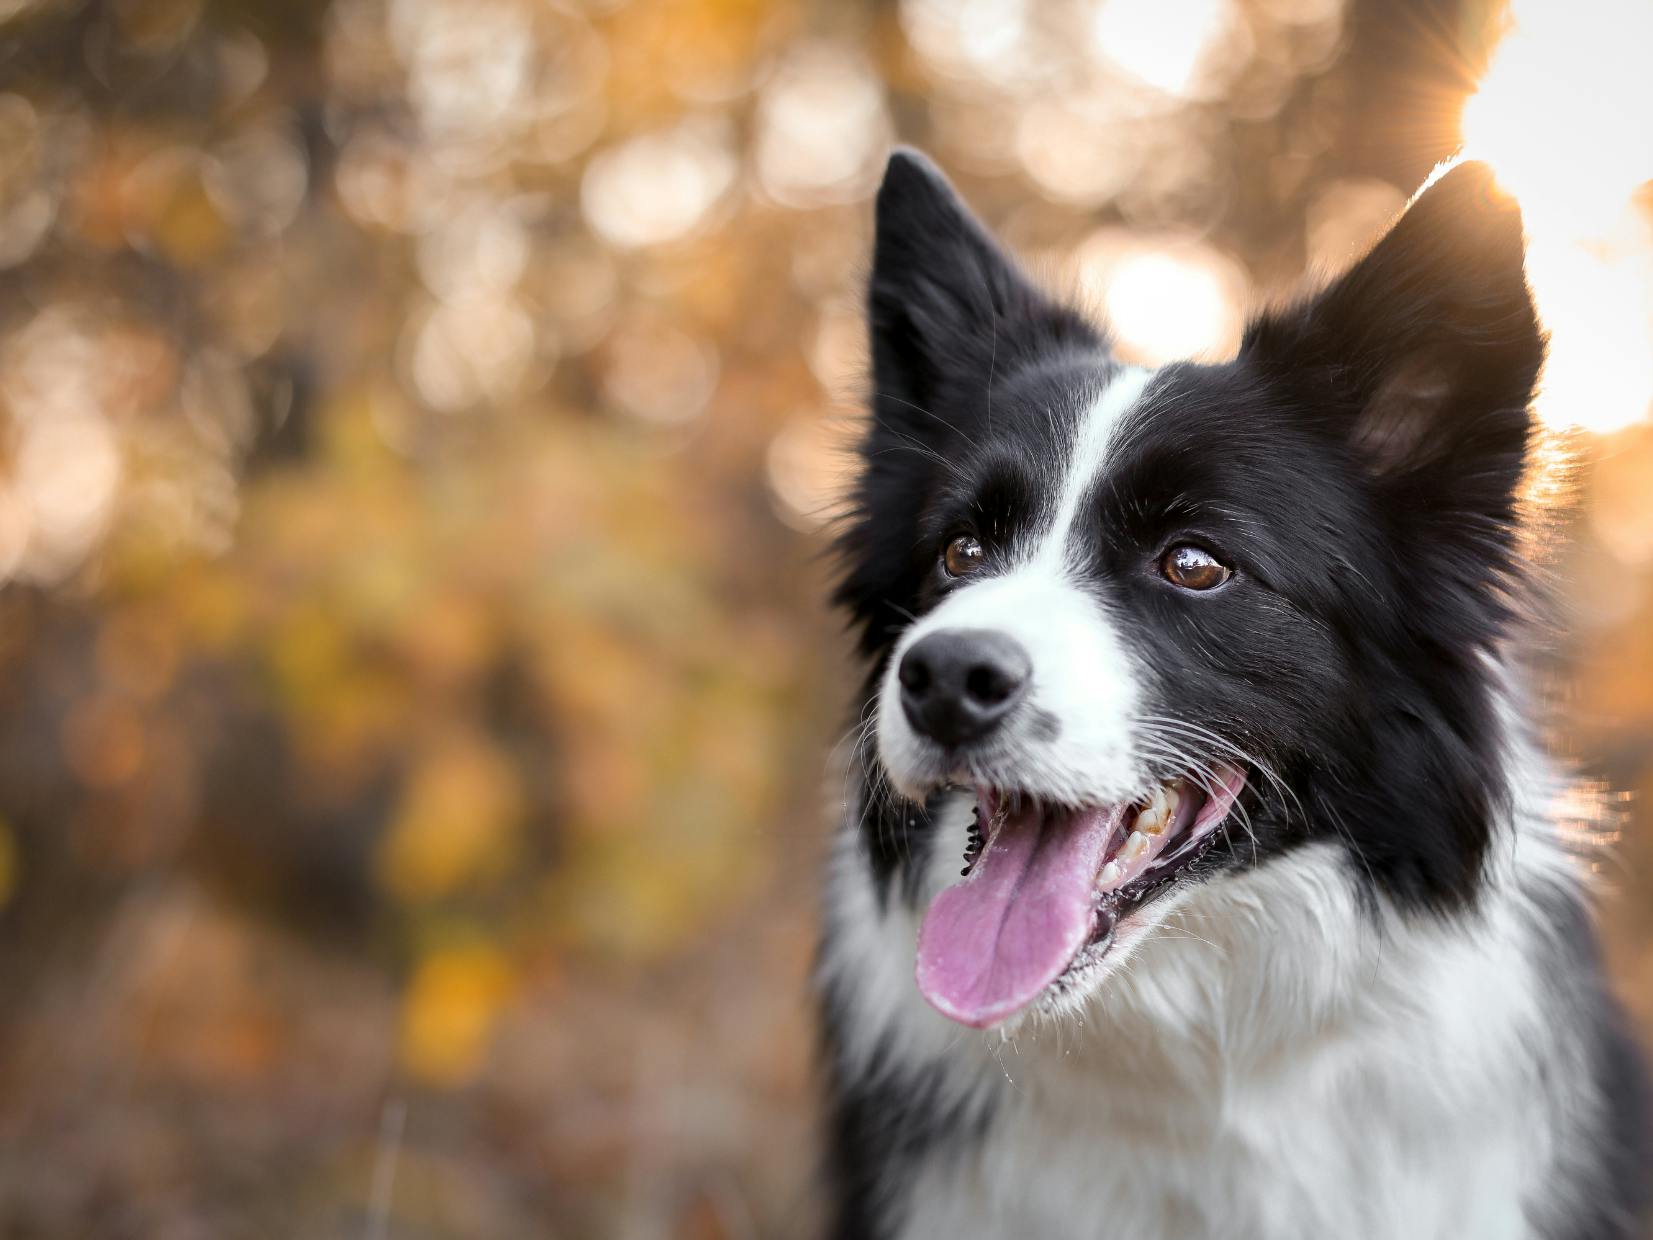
[816,149,1652,1239]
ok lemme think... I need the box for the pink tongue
[916,799,1123,1029]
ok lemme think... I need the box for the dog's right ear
[867,149,1099,441]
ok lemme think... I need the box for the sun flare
[1459,0,1653,434]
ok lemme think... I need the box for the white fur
[820,739,1591,1239]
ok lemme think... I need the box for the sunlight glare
[1460,0,1653,433]
[1078,229,1247,365]
[1089,0,1240,100]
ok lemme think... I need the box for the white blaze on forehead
[1030,366,1153,572]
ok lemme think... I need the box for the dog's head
[836,150,1544,1029]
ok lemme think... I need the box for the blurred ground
[0,0,1649,1236]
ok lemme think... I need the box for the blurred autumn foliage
[0,0,1647,1236]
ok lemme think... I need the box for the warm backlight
[1460,0,1653,433]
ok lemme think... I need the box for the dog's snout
[898,629,1031,747]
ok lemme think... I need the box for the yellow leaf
[376,736,523,903]
[400,943,513,1088]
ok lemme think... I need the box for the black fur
[835,151,1540,914]
[817,1000,992,1240]
[835,151,1106,661]
[819,148,1650,1238]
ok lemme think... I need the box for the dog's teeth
[1142,788,1168,835]
[1097,860,1121,888]
[1136,783,1183,837]
[1120,830,1150,863]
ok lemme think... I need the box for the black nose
[898,629,1031,748]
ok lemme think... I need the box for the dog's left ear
[1242,160,1543,613]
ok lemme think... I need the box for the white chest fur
[893,1014,1534,1240]
[820,814,1587,1240]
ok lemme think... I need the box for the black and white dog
[816,149,1652,1239]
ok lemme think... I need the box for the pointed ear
[1241,160,1544,614]
[868,149,1100,439]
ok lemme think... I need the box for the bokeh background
[0,0,1649,1235]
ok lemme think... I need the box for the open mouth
[915,765,1248,1029]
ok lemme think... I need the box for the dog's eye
[943,534,985,578]
[1160,544,1231,591]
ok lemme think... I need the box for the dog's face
[837,151,1543,1029]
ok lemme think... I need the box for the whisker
[872,390,979,452]
[985,314,998,439]
[871,434,972,485]
[1129,723,1294,867]
[883,599,920,624]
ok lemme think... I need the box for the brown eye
[1160,544,1231,591]
[943,534,984,578]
